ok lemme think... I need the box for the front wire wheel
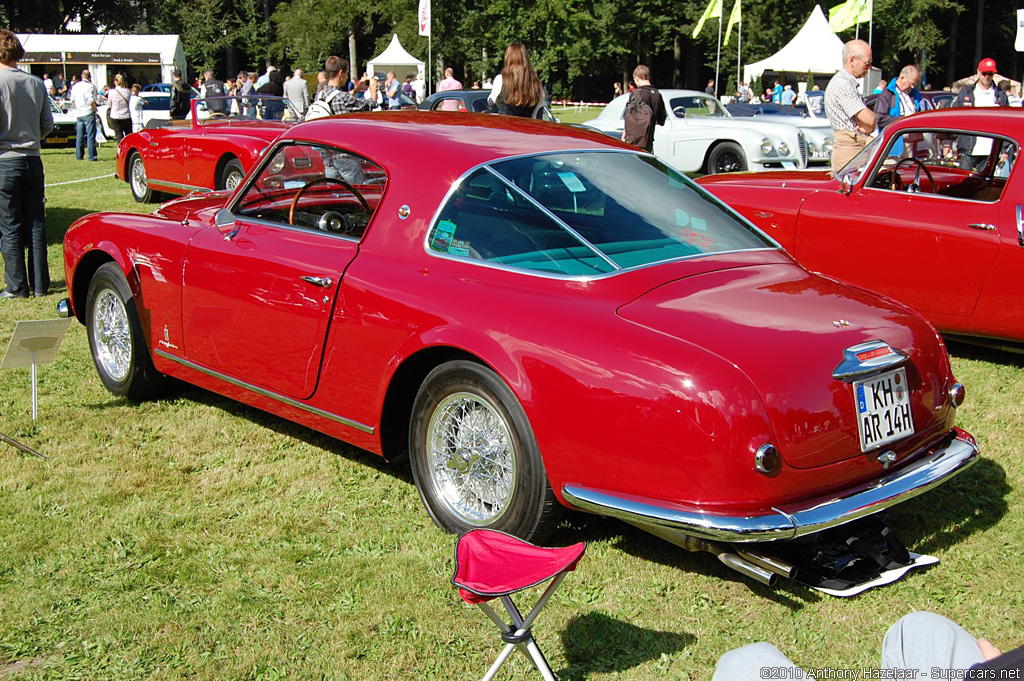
[410,360,561,542]
[85,262,165,401]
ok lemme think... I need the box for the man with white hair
[873,65,923,130]
[825,39,876,173]
[283,68,310,116]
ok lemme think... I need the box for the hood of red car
[697,169,835,191]
[617,262,953,469]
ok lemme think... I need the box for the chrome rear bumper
[561,431,978,543]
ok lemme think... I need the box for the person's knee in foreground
[712,612,1014,681]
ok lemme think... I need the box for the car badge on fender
[833,319,851,328]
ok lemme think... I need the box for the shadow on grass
[887,457,1009,555]
[46,206,98,241]
[558,611,694,680]
[946,339,1024,367]
[550,516,819,609]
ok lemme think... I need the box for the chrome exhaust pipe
[737,549,797,580]
[717,552,778,587]
[627,522,780,587]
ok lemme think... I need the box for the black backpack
[623,89,656,150]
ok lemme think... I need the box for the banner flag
[829,0,871,32]
[1016,8,1024,52]
[418,0,431,37]
[725,0,741,43]
[692,0,723,38]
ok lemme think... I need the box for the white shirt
[897,89,916,116]
[70,80,97,118]
[129,93,145,131]
[971,84,998,155]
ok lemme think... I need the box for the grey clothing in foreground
[0,67,54,158]
[283,77,310,115]
[712,612,986,681]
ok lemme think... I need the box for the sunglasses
[981,71,996,76]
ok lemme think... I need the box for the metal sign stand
[0,431,46,459]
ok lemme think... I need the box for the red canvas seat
[452,529,586,681]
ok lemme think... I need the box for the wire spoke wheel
[91,288,132,382]
[426,391,516,525]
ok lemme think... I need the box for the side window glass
[434,97,466,112]
[235,143,386,238]
[876,130,1016,201]
[426,168,614,276]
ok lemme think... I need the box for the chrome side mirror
[838,174,852,195]
[215,209,240,240]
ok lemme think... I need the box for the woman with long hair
[494,43,545,118]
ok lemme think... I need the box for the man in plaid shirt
[313,55,379,115]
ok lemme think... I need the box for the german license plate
[48,137,69,144]
[854,368,914,451]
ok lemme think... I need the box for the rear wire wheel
[409,360,561,542]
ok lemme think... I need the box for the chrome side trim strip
[832,340,909,381]
[154,349,375,434]
[562,432,978,543]
[147,179,211,193]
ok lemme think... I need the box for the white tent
[743,6,844,85]
[15,33,185,86]
[366,34,424,82]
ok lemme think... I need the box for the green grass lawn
[0,147,1022,680]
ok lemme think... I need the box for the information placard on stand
[1,318,73,420]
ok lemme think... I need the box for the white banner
[418,0,431,37]
[1017,9,1024,52]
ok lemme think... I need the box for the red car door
[181,219,356,400]
[145,126,189,187]
[794,186,1000,320]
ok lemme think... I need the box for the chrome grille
[798,132,808,167]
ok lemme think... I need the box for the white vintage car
[583,89,809,174]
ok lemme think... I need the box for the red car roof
[283,111,632,172]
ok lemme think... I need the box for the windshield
[196,95,302,122]
[836,134,884,185]
[426,151,774,276]
[667,95,729,118]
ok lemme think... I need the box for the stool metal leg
[475,574,568,681]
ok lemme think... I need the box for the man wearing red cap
[945,57,1009,171]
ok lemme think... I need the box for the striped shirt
[825,68,866,133]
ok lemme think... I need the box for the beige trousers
[831,130,871,174]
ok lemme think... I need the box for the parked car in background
[98,92,172,139]
[62,112,976,588]
[584,90,808,174]
[42,96,77,148]
[864,90,955,111]
[419,88,557,121]
[114,95,298,202]
[727,100,833,165]
[698,107,1024,350]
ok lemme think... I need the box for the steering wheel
[289,176,370,227]
[672,106,686,118]
[207,112,227,119]
[891,156,936,194]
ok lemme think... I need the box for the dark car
[419,89,556,120]
[864,90,955,110]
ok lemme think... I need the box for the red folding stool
[452,529,586,681]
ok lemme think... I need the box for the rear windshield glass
[426,151,773,276]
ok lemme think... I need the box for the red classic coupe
[62,113,977,587]
[698,108,1024,351]
[115,95,298,203]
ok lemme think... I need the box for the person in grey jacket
[283,68,310,116]
[0,28,53,299]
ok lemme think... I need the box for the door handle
[967,223,996,231]
[300,276,332,288]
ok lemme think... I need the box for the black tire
[409,360,561,542]
[128,152,154,203]
[707,142,747,174]
[85,263,165,401]
[219,158,245,192]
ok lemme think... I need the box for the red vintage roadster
[62,112,976,586]
[115,95,297,202]
[698,108,1024,351]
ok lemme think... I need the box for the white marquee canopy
[366,34,424,82]
[743,6,844,84]
[15,33,185,86]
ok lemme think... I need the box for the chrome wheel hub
[225,171,243,192]
[426,392,516,525]
[92,289,131,381]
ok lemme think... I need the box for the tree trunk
[349,31,357,78]
[973,0,983,68]
[946,13,957,85]
[673,34,683,89]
